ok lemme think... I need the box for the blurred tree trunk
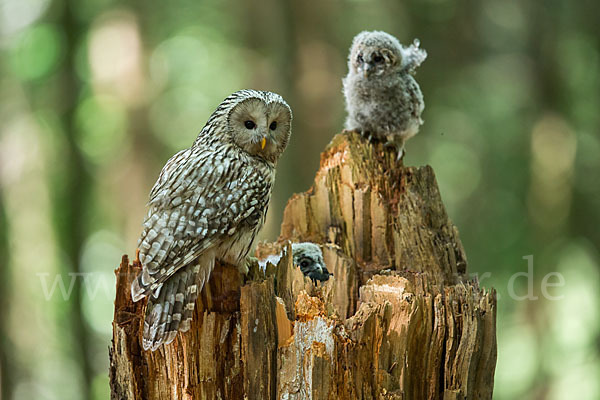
[0,190,12,400]
[51,2,93,398]
[110,132,497,399]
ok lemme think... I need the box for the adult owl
[131,89,292,351]
[343,30,427,159]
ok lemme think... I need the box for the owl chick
[256,243,332,284]
[131,89,292,351]
[291,242,332,284]
[343,31,427,159]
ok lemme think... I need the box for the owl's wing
[400,41,427,74]
[132,146,271,301]
[148,148,190,204]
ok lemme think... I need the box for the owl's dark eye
[357,54,364,63]
[300,260,310,268]
[269,121,277,130]
[373,55,384,63]
[244,120,256,129]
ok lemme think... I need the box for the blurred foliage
[0,0,599,399]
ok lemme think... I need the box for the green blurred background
[0,0,598,398]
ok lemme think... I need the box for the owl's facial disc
[297,257,322,273]
[355,47,399,78]
[228,97,291,162]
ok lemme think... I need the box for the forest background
[0,0,598,398]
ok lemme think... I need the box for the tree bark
[110,131,497,399]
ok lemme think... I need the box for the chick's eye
[244,120,256,129]
[357,54,364,63]
[300,261,309,268]
[269,121,277,130]
[373,55,383,63]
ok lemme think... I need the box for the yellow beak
[260,137,266,150]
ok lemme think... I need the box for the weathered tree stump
[110,132,497,399]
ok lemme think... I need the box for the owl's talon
[357,130,375,143]
[396,148,405,161]
[383,139,405,162]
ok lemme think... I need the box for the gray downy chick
[291,242,332,284]
[343,30,427,160]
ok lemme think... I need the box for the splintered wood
[110,132,496,399]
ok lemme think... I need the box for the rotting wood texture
[110,131,496,399]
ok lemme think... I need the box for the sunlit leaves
[147,29,246,149]
[74,95,129,163]
[0,0,51,36]
[9,23,63,81]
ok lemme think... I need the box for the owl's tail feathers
[141,270,182,351]
[141,259,214,351]
[175,258,213,334]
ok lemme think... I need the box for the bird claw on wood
[383,141,405,162]
[342,128,376,143]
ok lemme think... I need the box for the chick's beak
[363,63,373,78]
[260,137,266,150]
